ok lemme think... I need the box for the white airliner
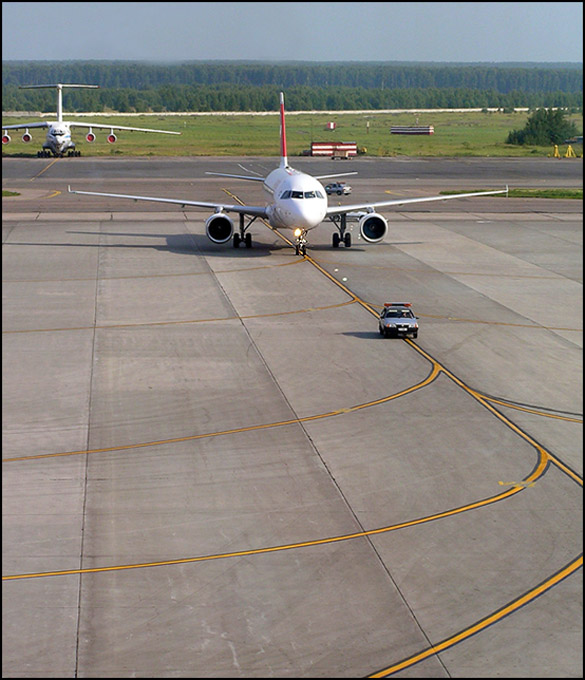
[2,83,180,157]
[69,92,507,254]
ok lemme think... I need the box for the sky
[2,2,583,63]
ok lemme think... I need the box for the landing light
[294,228,302,238]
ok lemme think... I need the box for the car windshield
[385,309,413,318]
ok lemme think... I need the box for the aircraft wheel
[344,232,351,248]
[233,233,241,248]
[332,233,340,248]
[245,233,252,248]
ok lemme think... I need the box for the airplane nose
[290,201,325,229]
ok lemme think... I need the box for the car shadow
[340,331,382,340]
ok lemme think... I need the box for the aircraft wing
[67,122,180,135]
[326,187,508,216]
[2,121,50,131]
[67,187,269,217]
[205,171,265,182]
[313,172,359,181]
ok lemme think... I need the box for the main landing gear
[330,213,352,248]
[294,229,307,256]
[233,214,257,248]
[37,150,81,158]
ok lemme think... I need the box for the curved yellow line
[2,364,440,463]
[369,554,583,677]
[481,395,583,423]
[1,483,525,581]
[2,298,357,335]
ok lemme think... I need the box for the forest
[2,61,582,113]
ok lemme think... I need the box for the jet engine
[2,133,11,145]
[107,133,117,144]
[86,130,96,143]
[359,213,388,243]
[205,213,234,244]
[22,130,32,143]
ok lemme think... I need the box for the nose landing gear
[294,229,307,256]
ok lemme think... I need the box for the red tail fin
[279,92,288,168]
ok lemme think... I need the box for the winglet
[279,92,288,168]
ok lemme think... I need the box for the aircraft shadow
[58,230,292,258]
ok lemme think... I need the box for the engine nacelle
[359,212,388,243]
[2,133,11,145]
[22,130,32,143]
[86,131,96,143]
[107,133,117,144]
[205,213,234,244]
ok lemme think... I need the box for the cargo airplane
[2,83,180,157]
[68,92,507,254]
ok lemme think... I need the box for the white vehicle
[2,83,180,157]
[379,302,419,339]
[325,182,351,195]
[68,92,507,254]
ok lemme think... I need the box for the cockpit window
[281,189,324,200]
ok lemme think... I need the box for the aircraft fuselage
[43,122,75,154]
[263,166,328,231]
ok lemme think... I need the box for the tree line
[2,61,582,113]
[3,61,582,91]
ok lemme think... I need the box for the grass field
[2,110,583,158]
